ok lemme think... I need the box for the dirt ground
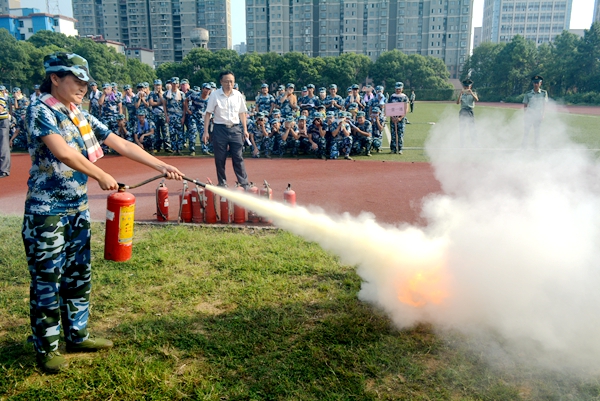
[0,153,441,227]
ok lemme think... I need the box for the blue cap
[34,84,40,89]
[12,87,20,92]
[372,107,381,113]
[261,83,269,88]
[376,85,384,92]
[181,78,189,84]
[270,118,280,125]
[210,82,216,88]
[123,84,132,90]
[329,84,337,89]
[298,115,307,120]
[395,82,404,88]
[278,85,284,90]
[202,83,212,89]
[352,84,360,89]
[318,87,326,93]
[116,113,126,120]
[356,111,366,117]
[136,109,147,116]
[171,77,180,84]
[286,83,294,88]
[102,82,111,89]
[111,82,118,87]
[193,86,200,92]
[301,86,307,91]
[307,84,315,89]
[43,52,93,82]
[313,112,324,119]
[154,79,162,85]
[89,82,97,86]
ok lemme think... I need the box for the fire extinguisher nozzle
[182,176,207,188]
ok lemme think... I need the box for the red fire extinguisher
[220,193,231,224]
[247,182,260,224]
[178,182,193,223]
[191,185,204,223]
[233,183,246,224]
[283,183,296,206]
[156,180,169,221]
[259,180,273,224]
[105,189,136,262]
[204,178,218,224]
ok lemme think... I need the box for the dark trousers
[212,123,249,188]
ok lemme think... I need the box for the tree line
[462,22,600,104]
[4,25,600,104]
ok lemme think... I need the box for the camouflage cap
[12,87,20,92]
[181,78,189,84]
[102,82,111,89]
[43,52,93,82]
[116,113,126,120]
[261,83,269,88]
[154,79,162,85]
[202,83,212,89]
[136,109,147,116]
[313,112,324,119]
[395,82,404,88]
[356,111,366,117]
[123,84,132,90]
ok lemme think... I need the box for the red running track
[0,153,441,226]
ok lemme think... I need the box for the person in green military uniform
[522,75,548,149]
[456,79,479,147]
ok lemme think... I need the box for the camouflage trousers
[372,135,382,151]
[330,136,352,159]
[195,119,214,154]
[152,114,171,152]
[184,116,197,153]
[351,135,373,155]
[308,136,327,158]
[168,113,184,152]
[22,211,92,354]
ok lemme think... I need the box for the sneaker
[37,351,69,373]
[398,150,403,155]
[152,149,158,154]
[189,151,195,156]
[66,337,114,353]
[203,151,214,156]
[344,155,353,160]
[366,152,372,157]
[320,154,326,160]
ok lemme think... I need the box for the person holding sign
[386,82,408,155]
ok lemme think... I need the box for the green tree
[260,52,284,87]
[236,52,266,94]
[125,58,156,86]
[492,35,537,97]
[27,30,77,50]
[574,22,600,93]
[547,31,579,96]
[333,52,372,89]
[0,29,33,87]
[369,50,409,89]
[180,48,214,87]
[71,38,128,85]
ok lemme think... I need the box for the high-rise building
[473,26,482,49]
[481,0,572,45]
[594,0,600,24]
[72,0,232,65]
[246,0,473,79]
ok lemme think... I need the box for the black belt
[214,123,237,128]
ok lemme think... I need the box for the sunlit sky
[23,0,596,46]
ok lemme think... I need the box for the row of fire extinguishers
[155,180,297,224]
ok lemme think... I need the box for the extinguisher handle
[181,176,207,188]
[118,174,168,190]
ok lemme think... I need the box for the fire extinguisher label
[119,204,135,244]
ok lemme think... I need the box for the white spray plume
[210,102,600,372]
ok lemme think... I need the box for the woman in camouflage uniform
[24,52,183,373]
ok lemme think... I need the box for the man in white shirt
[203,70,250,189]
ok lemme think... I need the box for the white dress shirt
[206,88,248,125]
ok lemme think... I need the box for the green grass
[2,216,600,400]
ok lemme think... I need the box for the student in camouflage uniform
[296,114,310,154]
[279,83,297,119]
[115,113,132,141]
[133,109,155,152]
[264,118,283,158]
[87,82,101,118]
[188,83,213,155]
[148,79,170,153]
[323,84,344,114]
[351,111,373,156]
[165,77,186,155]
[522,75,548,149]
[307,111,327,159]
[345,84,364,111]
[369,106,385,153]
[330,111,352,160]
[298,83,319,118]
[24,52,183,373]
[122,84,136,131]
[98,82,122,134]
[388,82,408,154]
[255,83,276,116]
[10,87,29,144]
[280,116,300,157]
[248,112,270,158]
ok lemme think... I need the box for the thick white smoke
[211,102,600,371]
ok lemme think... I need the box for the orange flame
[397,267,449,307]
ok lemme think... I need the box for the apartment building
[246,0,473,79]
[72,0,231,65]
[481,0,572,45]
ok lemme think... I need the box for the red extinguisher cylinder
[283,183,296,206]
[105,190,136,262]
[179,183,193,223]
[191,186,204,223]
[156,181,169,221]
[204,186,218,224]
[233,184,246,224]
[220,194,231,224]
